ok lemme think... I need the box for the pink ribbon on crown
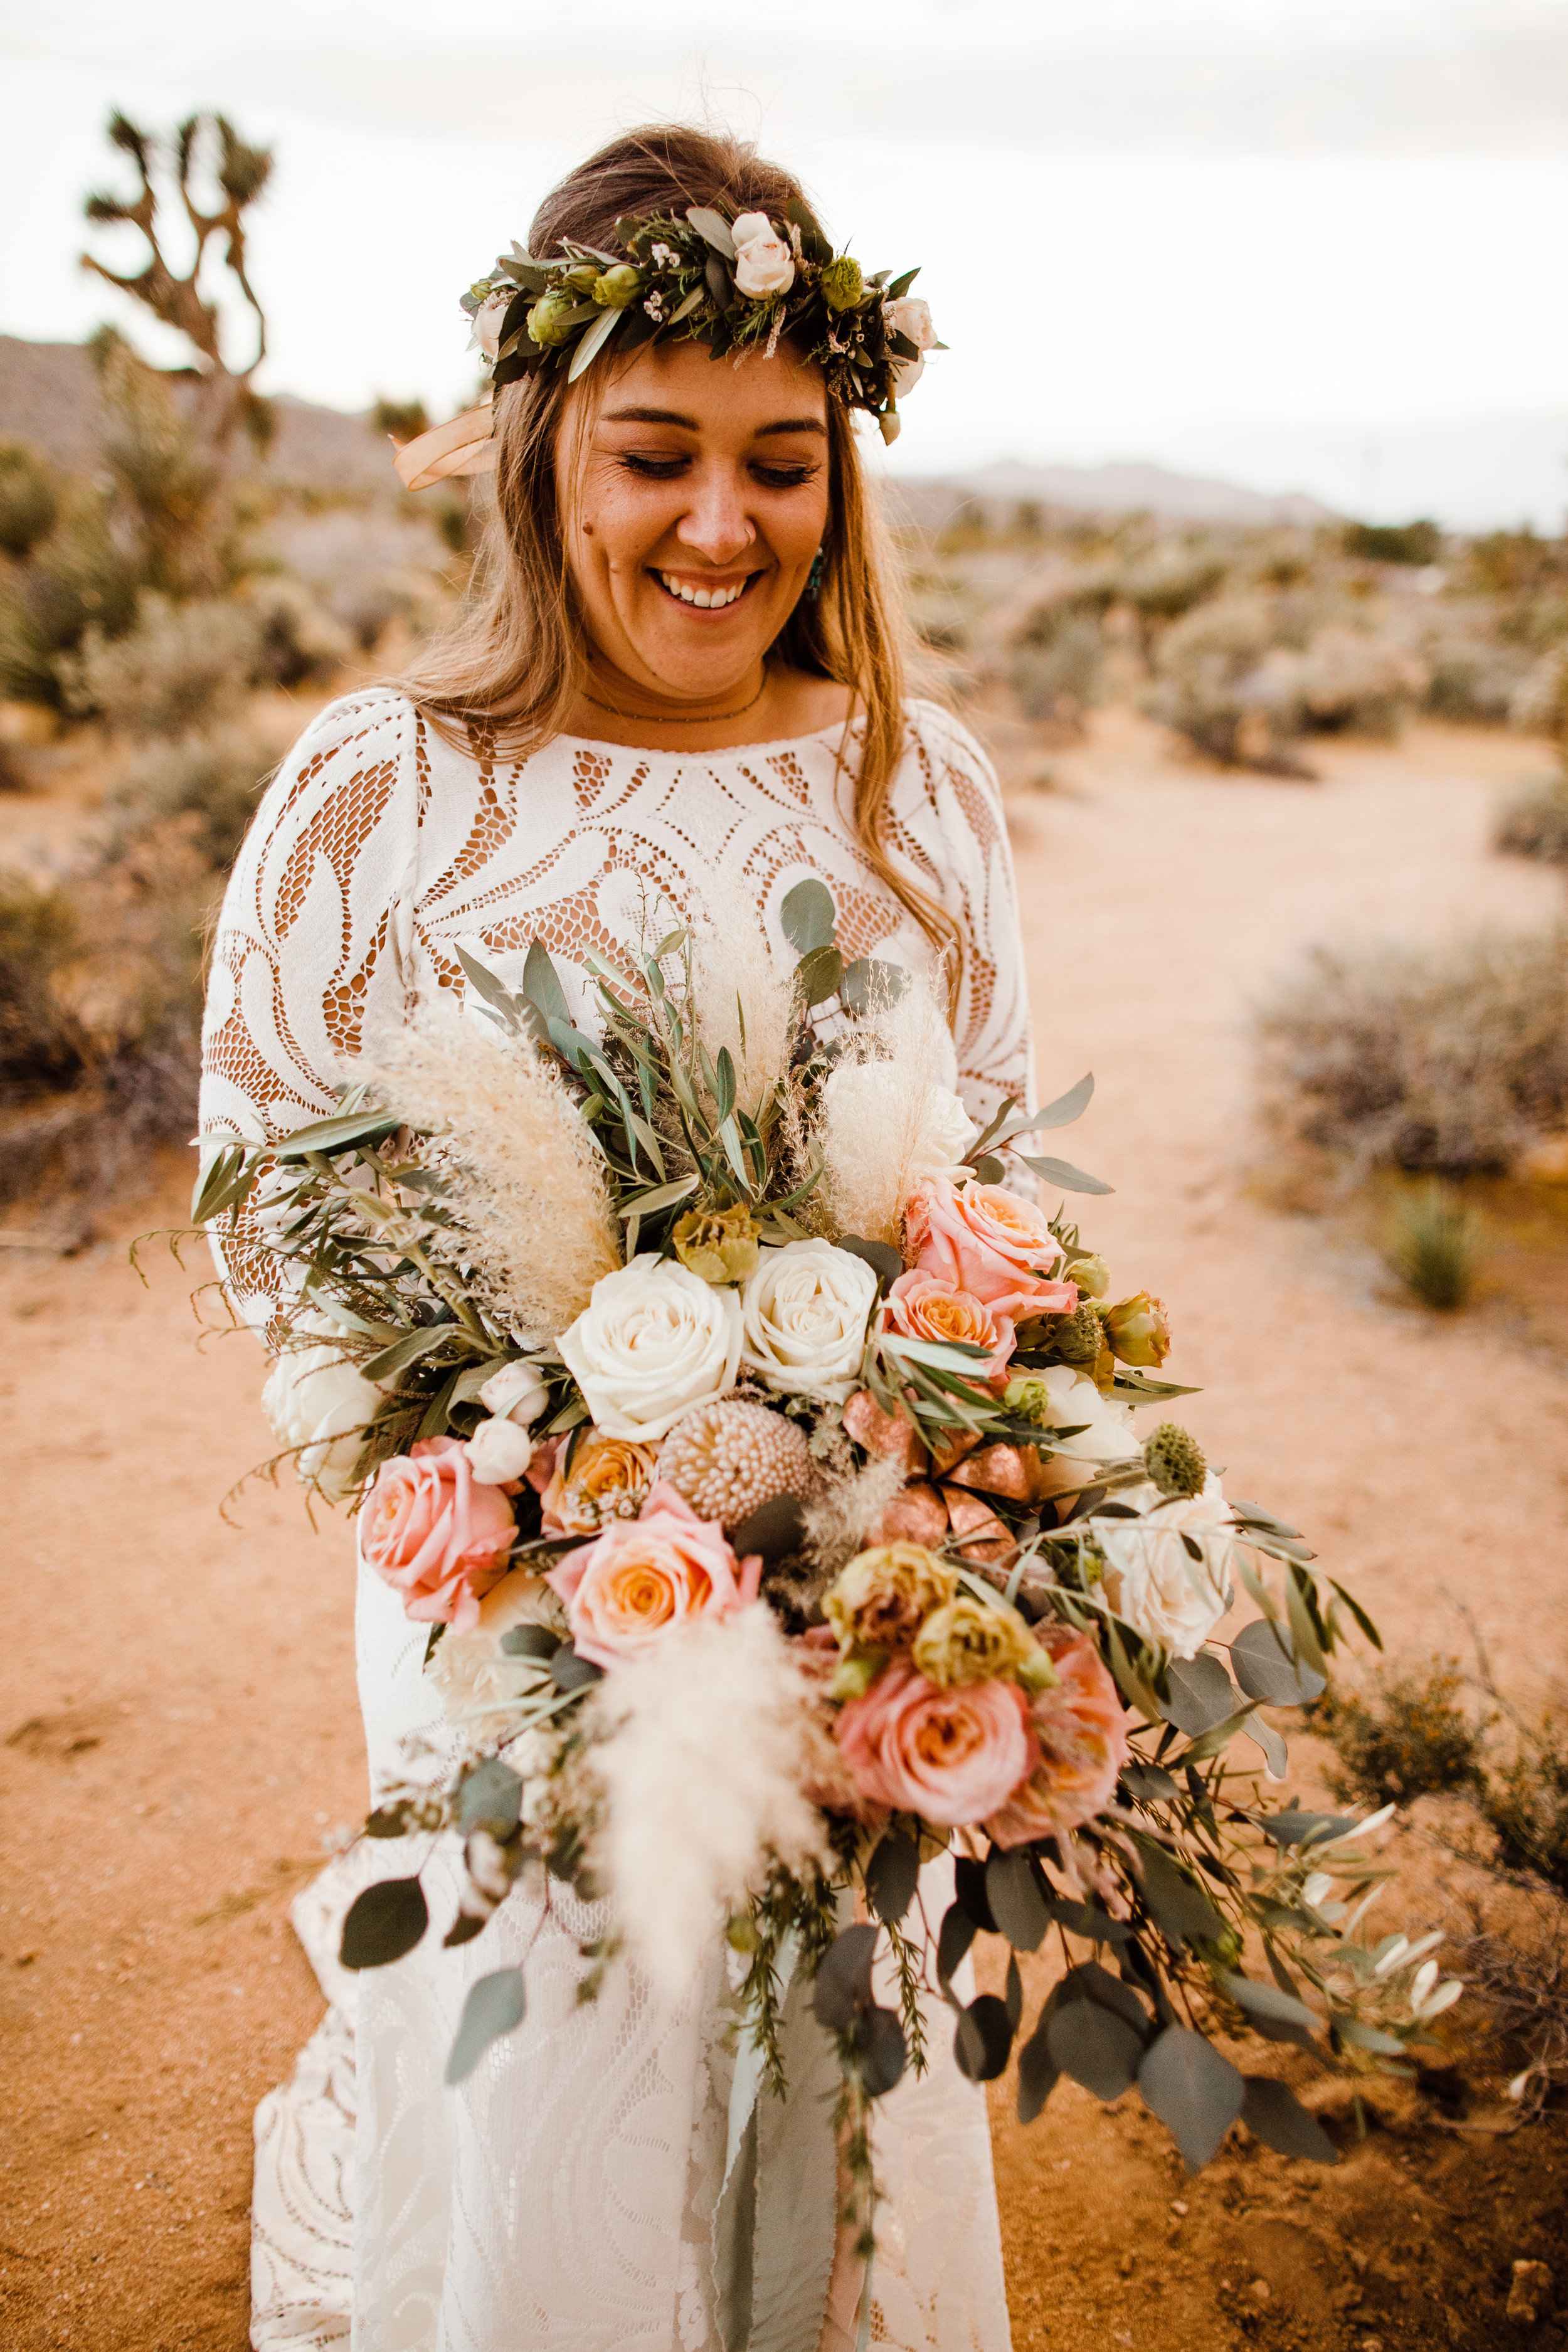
[391,399,497,491]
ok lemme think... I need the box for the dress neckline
[538,712,866,761]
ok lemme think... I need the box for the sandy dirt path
[1,711,1565,2349]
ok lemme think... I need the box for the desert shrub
[0,488,140,706]
[1295,625,1426,736]
[1485,1728,1568,1898]
[1010,618,1103,721]
[1320,1663,1486,1805]
[0,442,60,559]
[59,593,260,737]
[0,874,93,1094]
[1422,628,1532,724]
[1256,926,1568,1175]
[1149,595,1309,772]
[372,396,430,445]
[115,723,277,869]
[1117,542,1229,628]
[1386,1180,1482,1309]
[1342,519,1443,566]
[1459,527,1568,601]
[244,575,353,686]
[1511,642,1568,744]
[90,328,218,596]
[1495,774,1568,865]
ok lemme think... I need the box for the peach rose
[985,1629,1130,1848]
[834,1663,1036,1825]
[546,1479,762,1667]
[904,1179,1079,1320]
[882,1267,1017,1387]
[535,1429,659,1535]
[359,1436,517,1632]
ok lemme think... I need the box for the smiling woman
[199,120,1029,2352]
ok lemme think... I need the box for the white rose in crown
[559,1256,743,1441]
[739,1239,879,1402]
[1028,1365,1142,1464]
[885,295,938,353]
[478,1359,551,1426]
[731,211,796,299]
[261,1325,383,1503]
[1093,1476,1236,1660]
[820,1061,977,1187]
[472,289,513,361]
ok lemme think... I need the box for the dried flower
[672,1204,761,1285]
[824,1542,956,1656]
[911,1594,1045,1688]
[1143,1422,1207,1500]
[658,1398,813,1528]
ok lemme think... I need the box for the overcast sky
[3,0,1567,524]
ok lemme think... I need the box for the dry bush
[59,593,260,736]
[1320,1663,1486,1805]
[243,574,354,686]
[1495,774,1568,866]
[0,485,140,706]
[0,875,94,1096]
[1010,618,1104,722]
[1149,594,1310,773]
[1294,625,1427,736]
[114,723,280,869]
[1256,926,1568,1176]
[1385,1179,1483,1310]
[0,441,60,559]
[1420,624,1533,724]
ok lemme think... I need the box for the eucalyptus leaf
[1121,1762,1181,1802]
[1136,1845,1224,1950]
[549,1643,603,1692]
[954,1993,1014,2082]
[499,1624,561,1661]
[1029,1072,1095,1131]
[836,1234,903,1287]
[985,1850,1051,1952]
[686,204,738,258]
[1231,1619,1325,1707]
[1017,1998,1061,2123]
[1061,1959,1152,2035]
[446,1966,527,2083]
[730,1491,806,1564]
[1162,1651,1241,1737]
[1047,2002,1143,2102]
[458,1759,523,1835]
[839,956,907,1015]
[936,1900,977,1989]
[340,1877,429,1971]
[1246,1714,1290,1779]
[793,943,844,1005]
[854,2005,907,2097]
[780,877,837,951]
[1044,1896,1133,1946]
[1138,2026,1245,2170]
[812,1923,877,2030]
[1240,2076,1339,2163]
[359,1323,469,1386]
[953,1856,996,1932]
[1218,1971,1320,2036]
[866,1829,920,1927]
[1019,1153,1115,1196]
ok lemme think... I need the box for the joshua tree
[80,110,273,465]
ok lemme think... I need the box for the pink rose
[834,1663,1036,1825]
[546,1479,762,1668]
[359,1435,516,1633]
[904,1179,1079,1320]
[882,1267,1017,1387]
[985,1630,1130,1848]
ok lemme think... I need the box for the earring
[806,546,825,600]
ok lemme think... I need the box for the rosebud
[527,292,576,347]
[820,256,865,313]
[593,264,644,310]
[1063,1251,1110,1300]
[1143,1421,1206,1500]
[672,1204,761,1285]
[563,262,600,295]
[1103,1291,1171,1367]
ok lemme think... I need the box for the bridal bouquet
[197,884,1457,2215]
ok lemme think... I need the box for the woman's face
[558,338,830,709]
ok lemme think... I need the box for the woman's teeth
[659,573,750,609]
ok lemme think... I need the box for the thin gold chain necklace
[581,666,768,726]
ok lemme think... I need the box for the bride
[200,123,1030,2352]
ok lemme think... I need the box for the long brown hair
[399,123,962,1009]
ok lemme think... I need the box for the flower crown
[391,199,940,492]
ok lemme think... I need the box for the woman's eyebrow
[600,405,827,438]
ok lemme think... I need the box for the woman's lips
[654,570,760,610]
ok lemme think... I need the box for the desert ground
[1,702,1565,2349]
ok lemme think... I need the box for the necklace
[581,667,769,725]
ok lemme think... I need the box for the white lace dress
[199,687,1030,2352]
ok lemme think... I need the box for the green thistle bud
[672,1204,760,1286]
[1103,1290,1172,1367]
[1064,1251,1110,1300]
[593,264,644,310]
[527,292,577,348]
[1052,1302,1106,1368]
[563,262,600,296]
[1144,1421,1207,1500]
[820,256,865,313]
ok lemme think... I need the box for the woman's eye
[752,464,817,489]
[619,454,689,480]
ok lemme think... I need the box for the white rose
[478,1360,550,1426]
[261,1328,383,1503]
[730,211,796,299]
[558,1255,743,1441]
[472,289,512,361]
[739,1239,879,1402]
[1093,1475,1234,1660]
[821,1061,977,1185]
[885,295,938,353]
[891,352,925,402]
[465,1414,535,1484]
[427,1570,569,1742]
[1032,1366,1142,1463]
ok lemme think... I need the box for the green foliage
[1342,519,1443,567]
[1256,927,1568,1177]
[1386,1180,1482,1310]
[1320,1663,1486,1805]
[0,485,140,706]
[60,593,260,737]
[0,442,60,559]
[0,874,92,1094]
[1495,773,1568,866]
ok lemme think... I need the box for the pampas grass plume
[690,915,798,1120]
[593,1606,835,2000]
[818,965,956,1246]
[363,1010,620,1341]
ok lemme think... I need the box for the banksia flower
[658,1399,813,1529]
[1144,1421,1206,1499]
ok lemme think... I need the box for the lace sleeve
[894,701,1036,1128]
[197,687,421,1337]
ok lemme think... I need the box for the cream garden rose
[885,295,938,352]
[472,289,513,360]
[261,1325,382,1503]
[559,1256,743,1441]
[1017,1365,1142,1463]
[730,211,795,298]
[739,1239,879,1402]
[1093,1475,1236,1659]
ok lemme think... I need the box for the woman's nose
[674,470,756,568]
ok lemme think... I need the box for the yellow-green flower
[820,257,865,313]
[911,1594,1044,1688]
[593,265,644,310]
[1103,1291,1172,1367]
[672,1204,761,1286]
[825,1543,956,1655]
[527,292,577,347]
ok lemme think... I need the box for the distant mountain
[0,335,396,495]
[890,458,1335,532]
